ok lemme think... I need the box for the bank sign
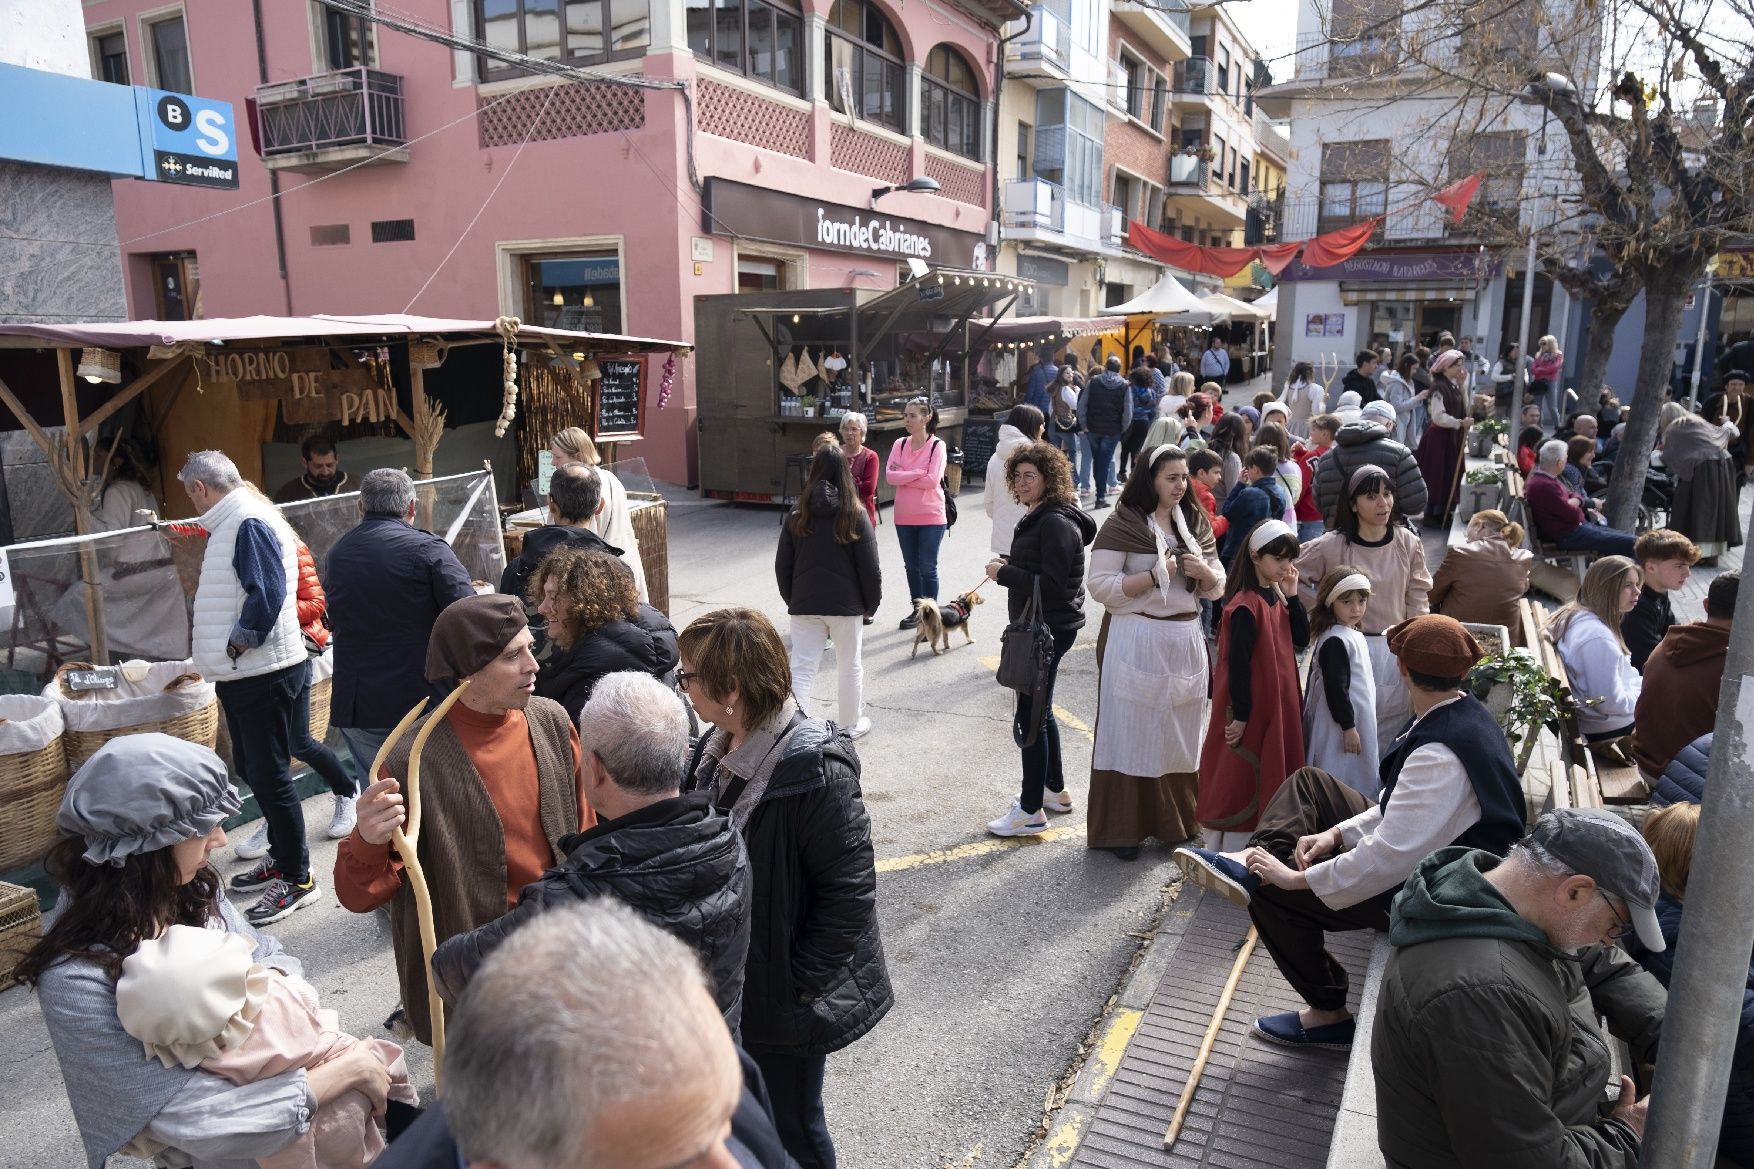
[0,63,238,189]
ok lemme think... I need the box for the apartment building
[84,0,1023,484]
[1259,0,1605,382]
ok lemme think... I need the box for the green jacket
[1372,848,1667,1169]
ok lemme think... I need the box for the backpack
[937,438,958,530]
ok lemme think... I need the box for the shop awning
[980,315,1126,344]
[1103,274,1209,317]
[1339,282,1474,305]
[0,313,688,353]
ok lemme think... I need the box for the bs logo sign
[143,89,239,189]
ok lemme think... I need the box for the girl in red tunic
[1198,518,1309,850]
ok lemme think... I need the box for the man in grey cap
[1372,808,1668,1168]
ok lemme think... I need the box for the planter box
[1460,623,1516,727]
[1468,429,1493,458]
[1457,480,1504,523]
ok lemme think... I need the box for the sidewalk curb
[1023,888,1203,1169]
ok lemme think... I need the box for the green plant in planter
[1474,417,1508,440]
[1464,464,1507,485]
[1467,651,1568,774]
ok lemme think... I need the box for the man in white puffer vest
[179,450,319,925]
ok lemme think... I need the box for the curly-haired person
[530,547,681,723]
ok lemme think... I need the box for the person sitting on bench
[1526,439,1637,557]
[1173,614,1524,1051]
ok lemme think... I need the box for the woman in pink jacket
[1529,334,1566,429]
[886,395,949,629]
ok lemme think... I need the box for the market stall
[959,315,1126,481]
[0,315,688,663]
[1104,274,1213,372]
[693,269,1021,505]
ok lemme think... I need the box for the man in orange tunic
[333,593,591,1044]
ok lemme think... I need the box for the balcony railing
[1291,31,1404,81]
[1002,178,1109,245]
[1006,8,1072,74]
[1279,192,1545,244]
[1167,153,1212,188]
[1104,204,1126,245]
[256,67,407,161]
[1245,190,1284,244]
[1174,56,1215,95]
[1253,109,1291,160]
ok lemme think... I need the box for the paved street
[0,466,1188,1169]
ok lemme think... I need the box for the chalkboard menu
[594,356,645,440]
[961,415,1001,482]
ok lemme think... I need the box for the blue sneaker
[1172,846,1261,908]
[1252,1011,1355,1052]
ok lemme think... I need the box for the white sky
[1225,0,1302,80]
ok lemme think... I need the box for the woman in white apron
[1086,445,1226,859]
[1302,569,1380,797]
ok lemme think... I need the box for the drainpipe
[993,8,1034,265]
[250,0,294,315]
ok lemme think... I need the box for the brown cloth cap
[426,593,528,683]
[1385,614,1482,678]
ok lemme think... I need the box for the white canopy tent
[1198,293,1272,322]
[1252,287,1279,320]
[1103,274,1210,318]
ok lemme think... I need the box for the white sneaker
[987,800,1049,837]
[848,717,873,739]
[234,822,271,860]
[326,794,357,840]
[1041,788,1073,814]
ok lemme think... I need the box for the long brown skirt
[1087,768,1200,848]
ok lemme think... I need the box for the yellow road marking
[975,656,1094,742]
[1085,1007,1144,1099]
[1039,1109,1089,1168]
[875,824,1088,873]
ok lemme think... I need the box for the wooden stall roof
[0,313,689,354]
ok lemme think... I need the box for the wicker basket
[0,882,42,992]
[945,463,964,496]
[628,493,671,615]
[305,676,333,744]
[54,662,220,770]
[0,695,69,873]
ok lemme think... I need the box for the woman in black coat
[984,441,1097,838]
[776,445,881,739]
[530,547,679,722]
[677,607,892,1169]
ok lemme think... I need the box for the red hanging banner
[1429,172,1485,225]
[1126,221,1259,278]
[1298,218,1383,269]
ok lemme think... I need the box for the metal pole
[1639,508,1754,1169]
[1687,281,1712,411]
[1510,226,1536,430]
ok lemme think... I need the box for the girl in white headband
[1197,518,1310,851]
[1303,567,1380,796]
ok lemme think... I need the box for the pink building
[80,0,1018,485]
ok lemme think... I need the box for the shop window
[525,252,624,334]
[737,256,785,292]
[317,1,375,69]
[1318,138,1389,234]
[923,45,981,160]
[1033,88,1104,208]
[686,0,801,94]
[150,252,200,321]
[825,0,904,133]
[91,30,130,86]
[476,0,650,81]
[146,13,191,93]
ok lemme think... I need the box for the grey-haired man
[1373,808,1668,1168]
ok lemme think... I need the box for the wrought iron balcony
[256,67,408,173]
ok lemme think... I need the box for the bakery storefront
[694,180,1020,504]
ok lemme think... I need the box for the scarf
[1092,502,1211,597]
[697,699,801,831]
[1662,416,1728,482]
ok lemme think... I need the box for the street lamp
[869,176,940,209]
[1510,72,1576,432]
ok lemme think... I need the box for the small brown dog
[910,590,985,657]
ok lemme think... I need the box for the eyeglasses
[1598,890,1633,941]
[675,669,696,691]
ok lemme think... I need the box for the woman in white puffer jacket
[985,404,1045,555]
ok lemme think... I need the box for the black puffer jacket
[687,718,893,1057]
[1313,421,1429,523]
[499,523,625,601]
[428,792,752,1026]
[536,603,680,722]
[996,501,1097,632]
[775,482,882,618]
[1343,366,1379,405]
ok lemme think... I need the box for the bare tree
[1284,0,1753,527]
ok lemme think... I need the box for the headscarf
[57,734,240,867]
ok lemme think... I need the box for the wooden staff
[1163,926,1259,1149]
[366,681,473,1083]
